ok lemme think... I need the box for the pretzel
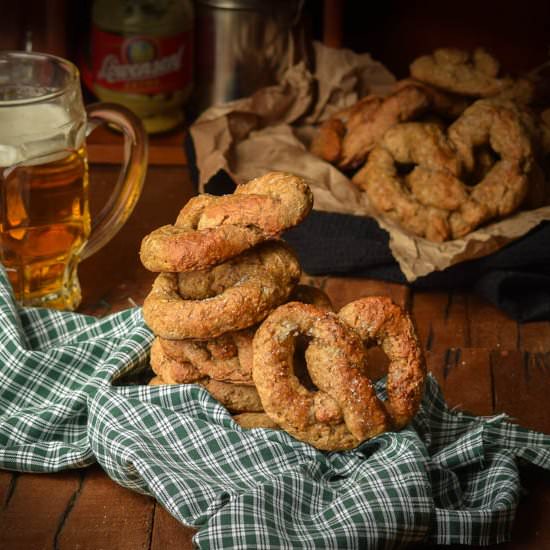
[353,98,536,241]
[338,296,426,429]
[233,412,279,430]
[142,240,301,339]
[150,337,202,383]
[148,375,165,386]
[310,79,475,172]
[311,85,431,171]
[289,284,334,311]
[155,328,255,385]
[148,371,264,413]
[252,302,392,451]
[150,285,331,384]
[410,47,510,97]
[447,98,535,236]
[140,171,313,272]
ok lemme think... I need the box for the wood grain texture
[0,471,82,550]
[466,294,519,351]
[0,471,14,508]
[412,291,470,353]
[426,349,494,417]
[491,350,550,434]
[151,505,196,550]
[56,466,155,550]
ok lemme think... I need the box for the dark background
[317,0,550,77]
[0,1,548,80]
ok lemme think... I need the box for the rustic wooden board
[0,471,81,549]
[411,291,470,353]
[466,293,519,351]
[426,348,494,417]
[56,465,155,550]
[519,322,550,353]
[323,276,410,311]
[151,505,196,550]
[491,350,550,434]
[0,471,14,509]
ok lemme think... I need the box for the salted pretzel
[149,284,331,386]
[253,302,391,450]
[140,171,313,272]
[154,329,255,386]
[353,98,536,241]
[311,84,431,171]
[410,47,510,97]
[447,98,535,235]
[310,79,474,172]
[338,296,426,430]
[150,337,202,383]
[148,371,264,413]
[142,240,301,339]
[289,283,334,311]
[252,297,426,450]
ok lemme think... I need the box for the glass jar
[90,0,194,133]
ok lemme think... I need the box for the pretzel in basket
[140,171,313,273]
[410,47,508,97]
[352,98,536,241]
[310,81,473,172]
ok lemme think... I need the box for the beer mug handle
[81,102,148,260]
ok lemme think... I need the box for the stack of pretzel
[140,172,321,422]
[310,47,550,242]
[139,172,427,451]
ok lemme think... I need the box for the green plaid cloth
[0,265,549,548]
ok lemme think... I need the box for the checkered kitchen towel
[0,266,549,548]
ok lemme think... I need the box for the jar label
[91,27,193,94]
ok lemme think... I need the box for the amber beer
[0,103,89,309]
[0,51,147,310]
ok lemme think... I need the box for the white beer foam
[0,103,85,166]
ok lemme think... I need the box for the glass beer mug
[0,51,147,310]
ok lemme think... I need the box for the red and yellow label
[91,27,193,94]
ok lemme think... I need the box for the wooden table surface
[1,159,549,550]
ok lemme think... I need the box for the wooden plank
[322,277,410,311]
[57,465,155,550]
[151,505,196,550]
[491,350,550,434]
[0,470,82,550]
[490,349,550,550]
[412,290,469,353]
[519,322,550,353]
[426,348,493,417]
[467,293,519,351]
[0,471,15,508]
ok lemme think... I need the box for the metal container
[192,0,310,114]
